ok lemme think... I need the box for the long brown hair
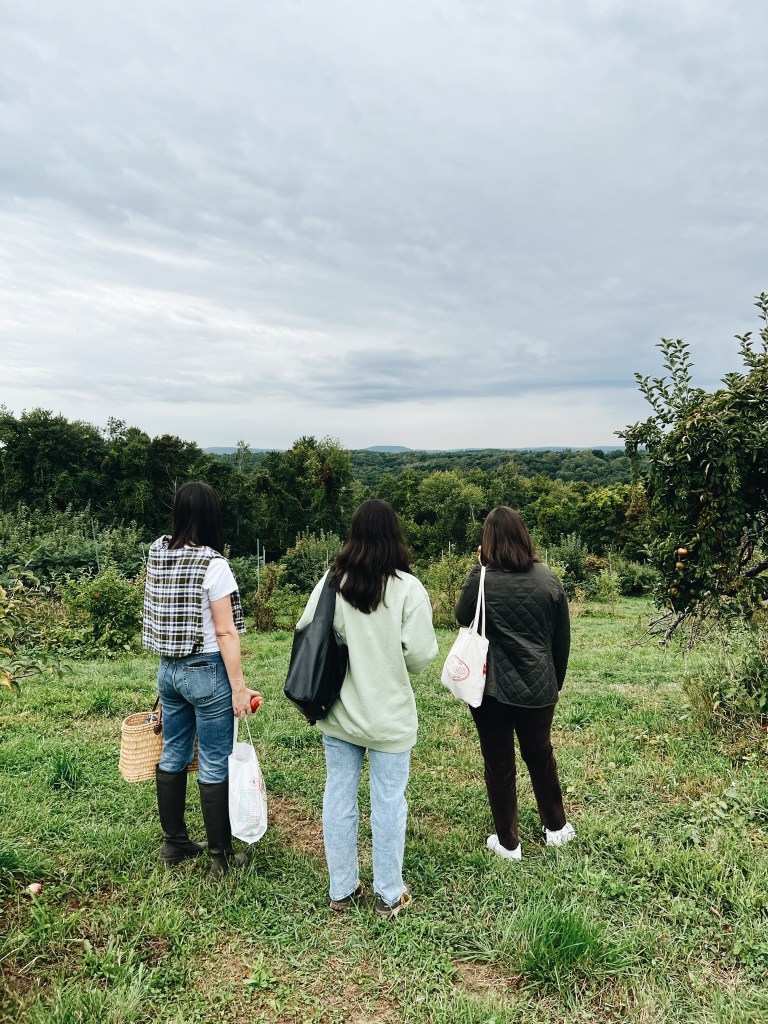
[331,499,411,613]
[169,482,225,552]
[480,506,537,572]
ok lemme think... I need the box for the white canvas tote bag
[440,565,488,708]
[228,716,268,844]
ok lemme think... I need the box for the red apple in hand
[250,694,262,711]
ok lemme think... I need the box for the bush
[613,556,659,596]
[591,569,620,605]
[251,565,307,632]
[548,534,590,596]
[60,564,143,653]
[419,550,476,628]
[684,624,768,728]
[229,555,264,604]
[0,567,60,690]
[0,504,146,582]
[279,531,342,593]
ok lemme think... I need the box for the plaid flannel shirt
[142,537,245,657]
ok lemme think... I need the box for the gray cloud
[1,0,766,447]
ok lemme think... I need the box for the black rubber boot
[156,767,206,865]
[198,779,249,880]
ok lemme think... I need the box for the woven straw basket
[119,706,199,783]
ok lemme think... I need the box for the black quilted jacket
[455,562,570,707]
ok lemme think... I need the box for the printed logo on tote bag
[443,654,471,682]
[440,565,488,708]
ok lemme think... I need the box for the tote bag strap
[313,570,338,628]
[232,713,257,755]
[471,565,486,638]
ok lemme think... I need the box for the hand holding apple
[250,693,262,712]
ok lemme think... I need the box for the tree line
[0,407,647,564]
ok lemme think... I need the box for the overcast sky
[1,0,766,450]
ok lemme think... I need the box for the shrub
[613,556,659,596]
[60,564,143,653]
[0,567,60,691]
[0,504,146,582]
[279,531,342,593]
[591,569,620,606]
[548,534,590,596]
[684,624,768,728]
[584,553,610,575]
[229,555,264,604]
[251,565,307,632]
[419,550,476,628]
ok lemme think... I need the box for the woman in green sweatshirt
[296,499,438,917]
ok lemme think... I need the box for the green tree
[255,437,354,556]
[620,292,768,637]
[0,408,107,511]
[575,484,635,554]
[410,470,485,559]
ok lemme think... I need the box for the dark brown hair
[169,482,225,553]
[480,506,538,572]
[331,499,411,613]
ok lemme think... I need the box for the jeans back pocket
[180,660,218,703]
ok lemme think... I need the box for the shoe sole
[158,850,206,865]
[375,891,412,918]
[330,885,364,912]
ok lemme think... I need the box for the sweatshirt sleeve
[455,564,481,626]
[552,587,571,690]
[401,584,439,675]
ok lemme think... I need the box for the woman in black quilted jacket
[455,506,574,860]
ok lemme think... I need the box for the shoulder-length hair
[169,481,225,553]
[481,506,538,572]
[331,499,411,614]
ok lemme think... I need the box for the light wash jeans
[322,734,411,906]
[157,651,233,783]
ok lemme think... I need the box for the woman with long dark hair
[143,481,261,879]
[296,499,438,917]
[456,506,574,860]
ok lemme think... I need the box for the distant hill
[203,444,636,488]
[205,444,625,455]
[204,447,275,455]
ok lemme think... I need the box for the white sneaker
[486,834,522,861]
[542,822,576,847]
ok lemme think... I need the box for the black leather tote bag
[284,571,348,721]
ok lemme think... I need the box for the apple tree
[620,293,768,639]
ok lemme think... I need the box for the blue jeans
[157,652,233,784]
[322,735,411,906]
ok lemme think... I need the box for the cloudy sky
[1,0,766,450]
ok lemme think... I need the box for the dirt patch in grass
[453,959,523,996]
[268,794,325,860]
[195,944,399,1023]
[0,964,42,1003]
[138,934,174,963]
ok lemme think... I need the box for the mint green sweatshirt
[296,570,438,753]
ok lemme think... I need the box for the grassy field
[1,598,767,1024]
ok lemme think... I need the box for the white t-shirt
[201,557,238,653]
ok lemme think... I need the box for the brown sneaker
[329,884,365,912]
[375,885,412,918]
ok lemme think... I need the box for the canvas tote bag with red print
[440,566,488,708]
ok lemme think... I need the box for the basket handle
[152,696,162,735]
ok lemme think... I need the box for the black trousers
[470,695,566,850]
